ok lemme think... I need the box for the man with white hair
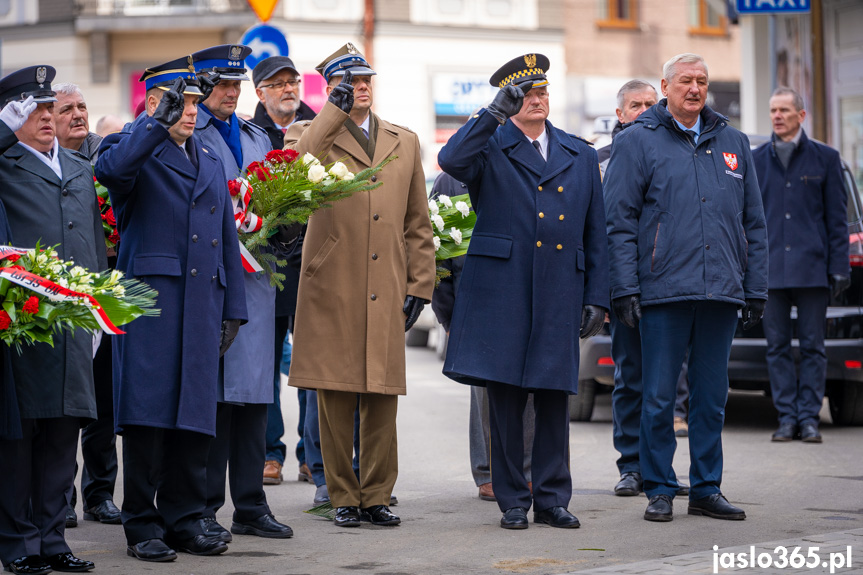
[53,83,101,164]
[604,53,768,522]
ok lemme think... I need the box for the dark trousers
[265,317,291,465]
[485,381,571,513]
[205,403,270,523]
[69,338,118,511]
[610,314,642,475]
[763,287,830,426]
[639,302,737,500]
[0,418,79,566]
[120,426,211,545]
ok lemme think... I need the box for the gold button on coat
[538,186,543,191]
[559,214,564,220]
[539,212,544,218]
[536,241,542,247]
[557,186,563,192]
[556,244,562,250]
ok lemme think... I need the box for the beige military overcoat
[284,102,435,395]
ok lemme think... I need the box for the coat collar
[373,115,400,167]
[499,119,576,184]
[640,99,728,144]
[59,148,90,188]
[4,142,61,185]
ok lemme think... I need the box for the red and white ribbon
[230,178,264,273]
[0,265,125,335]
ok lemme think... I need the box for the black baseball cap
[252,56,299,87]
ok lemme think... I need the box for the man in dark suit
[438,54,609,530]
[753,87,850,443]
[95,56,247,562]
[0,65,104,575]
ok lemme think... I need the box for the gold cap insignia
[524,54,537,68]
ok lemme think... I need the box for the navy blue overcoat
[95,114,247,436]
[752,130,849,290]
[438,110,609,394]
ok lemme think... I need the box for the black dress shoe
[771,422,797,442]
[44,553,94,572]
[677,482,690,497]
[232,513,294,538]
[334,506,361,528]
[83,500,121,524]
[4,556,52,575]
[202,517,232,542]
[644,494,673,522]
[170,534,228,556]
[65,506,77,529]
[800,423,822,443]
[614,472,642,496]
[688,493,746,520]
[360,505,400,526]
[534,506,580,528]
[500,507,528,530]
[126,539,177,562]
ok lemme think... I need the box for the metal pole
[811,0,827,143]
[364,0,375,69]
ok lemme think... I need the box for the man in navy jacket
[439,54,609,530]
[604,53,768,523]
[95,57,247,562]
[753,87,849,443]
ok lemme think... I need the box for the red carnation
[23,296,39,314]
[0,311,11,330]
[265,149,299,164]
[108,231,120,245]
[227,179,242,197]
[4,254,20,263]
[247,161,273,181]
[97,196,105,207]
[105,207,116,226]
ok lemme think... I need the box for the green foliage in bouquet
[429,193,475,285]
[230,149,396,289]
[0,242,159,353]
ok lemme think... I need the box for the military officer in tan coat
[284,43,435,528]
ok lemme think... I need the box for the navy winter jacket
[604,99,768,307]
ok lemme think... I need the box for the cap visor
[218,72,250,81]
[157,85,204,96]
[333,66,376,77]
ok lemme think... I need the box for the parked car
[572,155,863,425]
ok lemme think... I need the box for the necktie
[686,130,698,145]
[281,128,287,134]
[361,127,369,141]
[43,149,53,160]
[532,140,544,161]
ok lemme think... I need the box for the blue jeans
[639,301,737,500]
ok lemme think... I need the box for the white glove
[0,96,36,133]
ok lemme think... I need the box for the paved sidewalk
[568,528,863,574]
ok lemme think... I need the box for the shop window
[597,0,638,30]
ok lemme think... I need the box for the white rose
[343,172,355,181]
[439,194,453,208]
[450,227,463,245]
[308,164,326,183]
[455,201,470,217]
[303,153,320,166]
[433,236,441,251]
[428,200,439,215]
[329,162,350,179]
[432,214,445,231]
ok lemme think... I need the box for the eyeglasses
[259,79,302,91]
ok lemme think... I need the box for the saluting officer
[95,56,247,562]
[191,44,294,541]
[438,54,609,530]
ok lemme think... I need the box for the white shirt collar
[18,138,62,179]
[525,127,549,160]
[359,114,371,136]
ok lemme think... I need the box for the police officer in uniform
[95,56,247,561]
[191,44,294,541]
[0,65,105,574]
[438,54,609,530]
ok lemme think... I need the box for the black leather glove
[327,70,354,114]
[580,305,607,339]
[486,80,533,124]
[197,71,220,103]
[741,298,766,331]
[830,274,851,300]
[403,295,429,332]
[273,222,303,246]
[612,295,642,329]
[219,319,241,357]
[153,77,186,130]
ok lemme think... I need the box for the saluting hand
[198,71,220,103]
[328,70,354,114]
[0,95,36,133]
[487,79,533,124]
[153,77,187,129]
